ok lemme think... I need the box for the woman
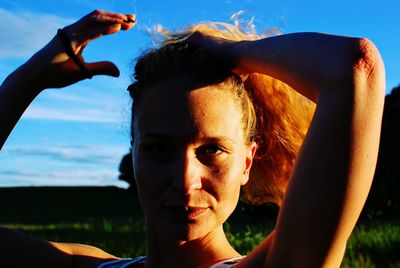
[0,9,385,268]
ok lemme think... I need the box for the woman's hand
[186,32,250,77]
[21,10,136,90]
[0,10,135,150]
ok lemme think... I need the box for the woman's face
[132,77,256,242]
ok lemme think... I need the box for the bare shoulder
[51,242,119,268]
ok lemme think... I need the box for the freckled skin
[133,77,256,242]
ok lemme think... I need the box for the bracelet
[57,28,93,79]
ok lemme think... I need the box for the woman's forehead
[134,82,243,142]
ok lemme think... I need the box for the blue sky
[0,0,399,187]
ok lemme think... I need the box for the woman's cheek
[135,157,168,201]
[207,156,242,193]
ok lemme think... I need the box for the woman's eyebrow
[197,136,236,145]
[139,133,235,144]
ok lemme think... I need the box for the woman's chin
[159,215,215,242]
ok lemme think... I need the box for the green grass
[342,221,400,268]
[3,218,399,267]
[1,187,399,267]
[3,218,147,257]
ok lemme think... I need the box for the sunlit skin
[132,77,257,267]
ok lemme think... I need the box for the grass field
[1,187,399,267]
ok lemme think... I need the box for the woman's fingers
[73,21,134,48]
[54,10,135,80]
[77,13,135,33]
[64,10,135,50]
[16,10,135,90]
[85,61,120,77]
[69,10,134,33]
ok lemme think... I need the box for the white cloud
[22,105,120,123]
[0,8,75,58]
[6,144,125,165]
[0,139,130,188]
[23,87,132,123]
[44,90,95,104]
[0,168,128,188]
[18,78,132,123]
[0,144,129,187]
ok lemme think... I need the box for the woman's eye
[197,144,222,156]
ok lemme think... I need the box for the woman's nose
[171,152,202,194]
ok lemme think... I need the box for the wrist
[229,40,255,75]
[2,64,44,97]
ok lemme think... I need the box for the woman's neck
[144,223,240,268]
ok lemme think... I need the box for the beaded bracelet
[57,28,93,79]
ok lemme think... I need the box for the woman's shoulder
[97,256,147,268]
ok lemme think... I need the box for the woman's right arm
[0,10,135,267]
[0,226,118,267]
[0,10,135,150]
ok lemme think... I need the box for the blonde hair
[129,21,315,206]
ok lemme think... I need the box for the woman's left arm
[244,33,385,267]
[198,32,385,267]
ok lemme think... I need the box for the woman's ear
[241,141,257,186]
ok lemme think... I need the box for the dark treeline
[363,85,400,219]
[119,85,400,219]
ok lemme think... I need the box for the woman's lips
[186,207,207,219]
[164,205,208,219]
